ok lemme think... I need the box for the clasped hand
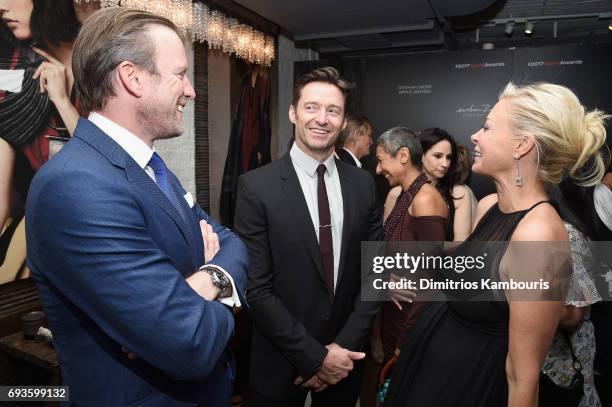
[294,343,365,392]
[388,272,416,310]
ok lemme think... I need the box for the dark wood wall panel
[194,43,210,212]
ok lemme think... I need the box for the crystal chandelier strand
[75,0,276,66]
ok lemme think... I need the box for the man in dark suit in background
[234,67,383,406]
[336,116,373,167]
[25,8,247,406]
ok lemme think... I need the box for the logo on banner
[454,104,492,117]
[398,84,432,96]
[454,62,506,69]
[527,59,583,67]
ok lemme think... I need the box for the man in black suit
[234,67,383,406]
[336,116,373,167]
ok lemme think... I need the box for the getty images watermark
[360,241,612,302]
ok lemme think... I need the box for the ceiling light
[73,0,276,67]
[504,22,514,36]
[609,18,612,31]
[525,21,534,35]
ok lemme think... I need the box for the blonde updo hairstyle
[500,82,608,186]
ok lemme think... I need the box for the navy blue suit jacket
[25,118,248,406]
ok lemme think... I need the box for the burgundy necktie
[316,164,334,298]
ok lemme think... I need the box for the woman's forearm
[559,305,583,330]
[52,97,79,136]
[506,356,539,407]
[0,138,15,233]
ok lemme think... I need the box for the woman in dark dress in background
[375,126,448,362]
[385,82,608,407]
[418,128,474,241]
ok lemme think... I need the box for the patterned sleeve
[563,223,602,307]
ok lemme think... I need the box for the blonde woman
[385,82,607,407]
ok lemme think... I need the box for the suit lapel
[125,160,192,246]
[279,155,328,287]
[75,118,191,246]
[336,160,354,285]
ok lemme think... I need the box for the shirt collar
[290,142,337,178]
[343,147,362,168]
[88,112,154,169]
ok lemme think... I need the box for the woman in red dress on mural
[0,0,86,283]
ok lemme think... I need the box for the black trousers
[248,360,365,407]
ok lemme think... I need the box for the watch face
[212,270,229,288]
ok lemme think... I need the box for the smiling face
[0,0,33,40]
[376,145,407,187]
[289,81,345,160]
[470,98,516,177]
[422,140,452,181]
[138,24,195,141]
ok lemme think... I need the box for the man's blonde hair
[73,7,178,113]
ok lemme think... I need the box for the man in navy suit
[25,8,247,406]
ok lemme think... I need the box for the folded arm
[173,177,248,306]
[27,172,234,380]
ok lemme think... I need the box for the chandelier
[73,0,275,67]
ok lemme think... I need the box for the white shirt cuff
[200,264,241,308]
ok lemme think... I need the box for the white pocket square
[184,191,195,208]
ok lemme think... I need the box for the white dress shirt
[88,112,240,307]
[342,147,362,168]
[290,143,344,290]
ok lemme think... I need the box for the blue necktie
[148,152,185,217]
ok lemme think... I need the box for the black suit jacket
[234,154,382,399]
[336,148,359,166]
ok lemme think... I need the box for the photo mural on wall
[0,0,93,286]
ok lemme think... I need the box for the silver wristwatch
[201,266,232,298]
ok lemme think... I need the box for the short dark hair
[73,7,177,113]
[377,126,422,169]
[30,0,80,49]
[292,66,354,109]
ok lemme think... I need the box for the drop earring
[514,157,523,187]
